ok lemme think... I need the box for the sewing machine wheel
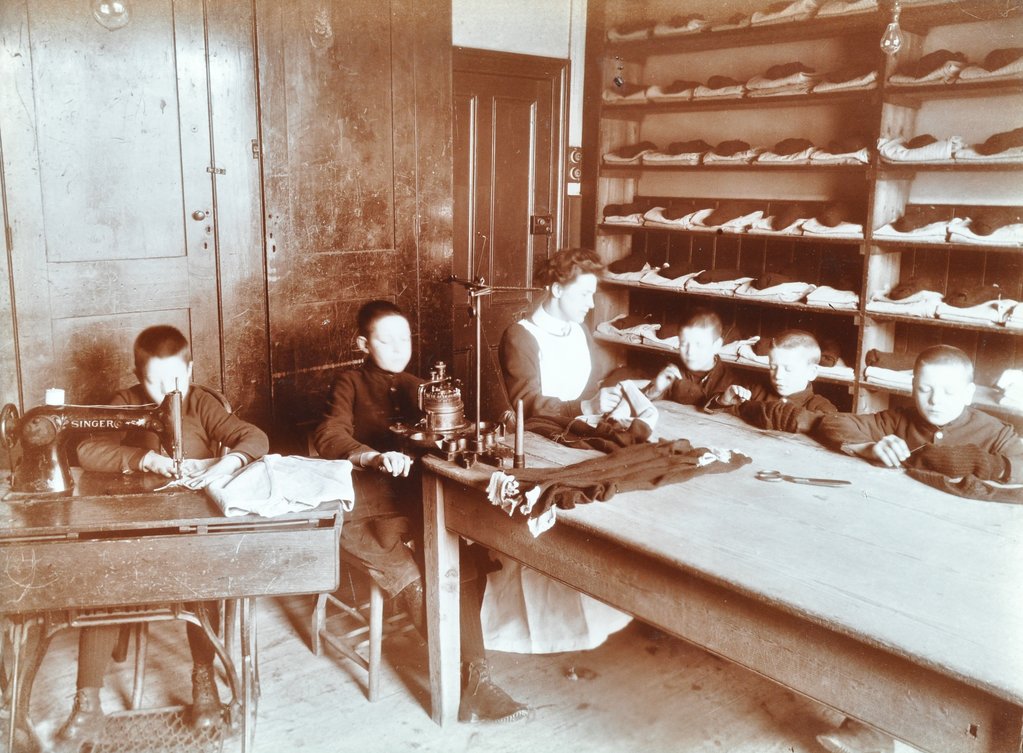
[0,403,18,448]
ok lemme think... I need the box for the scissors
[755,470,851,487]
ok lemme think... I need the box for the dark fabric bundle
[826,134,870,153]
[906,468,1023,504]
[611,141,658,159]
[607,252,649,274]
[817,202,860,228]
[772,138,815,155]
[905,443,1009,481]
[695,268,744,284]
[602,202,647,218]
[891,205,948,232]
[661,79,703,94]
[738,400,817,433]
[945,284,1005,307]
[705,75,744,89]
[981,47,1023,72]
[508,437,752,519]
[969,207,1023,236]
[763,61,816,80]
[769,203,813,230]
[711,140,752,156]
[704,201,762,225]
[864,349,917,371]
[887,275,942,300]
[661,204,697,221]
[973,127,1023,156]
[666,139,713,154]
[818,338,843,368]
[904,134,940,149]
[896,49,966,78]
[751,272,799,289]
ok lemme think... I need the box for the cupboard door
[1,0,221,405]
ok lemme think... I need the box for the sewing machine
[0,390,183,496]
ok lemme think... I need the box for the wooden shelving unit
[589,0,1023,419]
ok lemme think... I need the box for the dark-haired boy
[62,325,269,746]
[710,329,837,432]
[643,309,737,406]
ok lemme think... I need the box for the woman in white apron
[486,248,633,653]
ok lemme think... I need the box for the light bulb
[880,21,904,56]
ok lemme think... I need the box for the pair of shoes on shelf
[458,660,529,724]
[817,719,895,753]
[55,687,104,752]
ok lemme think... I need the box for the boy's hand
[867,435,911,467]
[180,458,218,477]
[370,451,414,477]
[649,365,682,398]
[178,455,246,489]
[581,385,623,416]
[141,451,178,477]
[718,385,752,406]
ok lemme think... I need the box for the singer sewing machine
[0,390,184,497]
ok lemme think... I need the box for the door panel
[0,0,221,405]
[453,50,567,421]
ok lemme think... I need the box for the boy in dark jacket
[643,309,736,405]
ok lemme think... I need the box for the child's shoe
[56,687,104,747]
[458,660,528,723]
[816,718,894,753]
[189,663,223,729]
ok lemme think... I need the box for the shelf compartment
[601,162,871,175]
[601,89,877,118]
[883,77,1023,107]
[878,161,1023,174]
[871,238,1023,253]
[864,311,1023,335]
[599,223,866,246]
[601,277,859,318]
[605,12,883,59]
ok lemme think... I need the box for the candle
[514,399,525,468]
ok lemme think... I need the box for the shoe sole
[459,707,531,724]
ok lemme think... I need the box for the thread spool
[514,399,525,468]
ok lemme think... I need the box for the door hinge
[251,139,260,160]
[4,225,11,253]
[206,165,226,175]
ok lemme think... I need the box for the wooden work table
[422,402,1023,753]
[0,475,342,753]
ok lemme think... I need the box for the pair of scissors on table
[755,470,851,487]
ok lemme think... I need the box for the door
[452,48,568,422]
[0,0,222,406]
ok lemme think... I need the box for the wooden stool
[310,553,415,701]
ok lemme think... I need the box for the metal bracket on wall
[4,226,11,253]
[206,165,226,175]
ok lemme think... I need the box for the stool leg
[367,583,383,702]
[312,593,327,656]
[130,623,148,710]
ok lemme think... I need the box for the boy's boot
[457,660,528,723]
[56,686,104,746]
[189,663,223,729]
[395,579,426,637]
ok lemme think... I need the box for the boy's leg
[186,601,222,729]
[58,626,117,743]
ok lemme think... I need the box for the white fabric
[204,454,354,518]
[751,0,820,25]
[638,268,705,288]
[652,17,708,36]
[958,56,1023,81]
[602,212,645,226]
[703,148,763,164]
[746,71,820,92]
[735,342,769,365]
[603,148,655,164]
[810,147,871,164]
[733,280,816,302]
[863,365,913,391]
[518,309,592,402]
[748,82,816,97]
[801,217,863,238]
[955,145,1023,164]
[806,286,859,310]
[643,206,699,227]
[719,336,760,361]
[878,135,963,163]
[710,16,750,31]
[642,149,703,164]
[602,88,648,104]
[606,26,649,42]
[691,210,764,233]
[819,364,855,381]
[685,276,756,295]
[748,215,805,235]
[816,0,878,15]
[595,315,663,343]
[873,219,953,242]
[889,59,966,85]
[692,83,745,99]
[948,221,1023,247]
[812,70,878,92]
[678,207,716,229]
[756,147,818,163]
[936,299,1015,326]
[645,85,695,103]
[866,289,944,318]
[997,369,1023,408]
[603,262,656,282]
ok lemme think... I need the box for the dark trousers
[76,602,220,689]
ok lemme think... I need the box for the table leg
[423,472,461,726]
[5,620,21,753]
[239,597,257,753]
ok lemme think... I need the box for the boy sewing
[314,300,528,723]
[643,309,736,405]
[709,329,837,432]
[61,325,269,748]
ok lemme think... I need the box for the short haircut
[357,299,407,338]
[538,248,604,288]
[914,344,975,382]
[134,325,190,375]
[770,329,821,365]
[680,309,723,340]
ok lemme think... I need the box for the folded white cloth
[692,83,746,99]
[710,16,751,31]
[652,17,709,36]
[936,299,1015,325]
[863,365,913,390]
[801,217,863,238]
[680,207,717,230]
[958,56,1023,81]
[947,220,1023,247]
[638,268,705,288]
[866,289,944,318]
[733,280,816,302]
[806,286,859,309]
[685,276,756,295]
[602,88,648,104]
[596,316,662,343]
[756,147,819,163]
[816,0,878,15]
[719,336,760,361]
[606,26,649,42]
[746,71,821,92]
[997,369,1023,408]
[691,210,764,233]
[603,148,656,164]
[889,59,966,85]
[751,0,820,25]
[747,81,816,97]
[736,343,769,365]
[878,135,963,163]
[643,149,703,164]
[748,215,805,235]
[955,145,1023,164]
[603,210,647,226]
[205,454,354,518]
[604,263,658,282]
[873,219,953,242]
[703,148,764,164]
[643,206,705,228]
[645,84,695,103]
[819,364,856,382]
[810,147,871,164]
[812,70,878,92]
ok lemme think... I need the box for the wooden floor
[25,593,846,753]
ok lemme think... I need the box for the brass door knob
[191,210,208,221]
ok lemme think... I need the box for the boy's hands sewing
[718,385,752,406]
[140,451,178,477]
[648,365,682,399]
[177,456,245,489]
[368,451,414,477]
[866,434,912,467]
